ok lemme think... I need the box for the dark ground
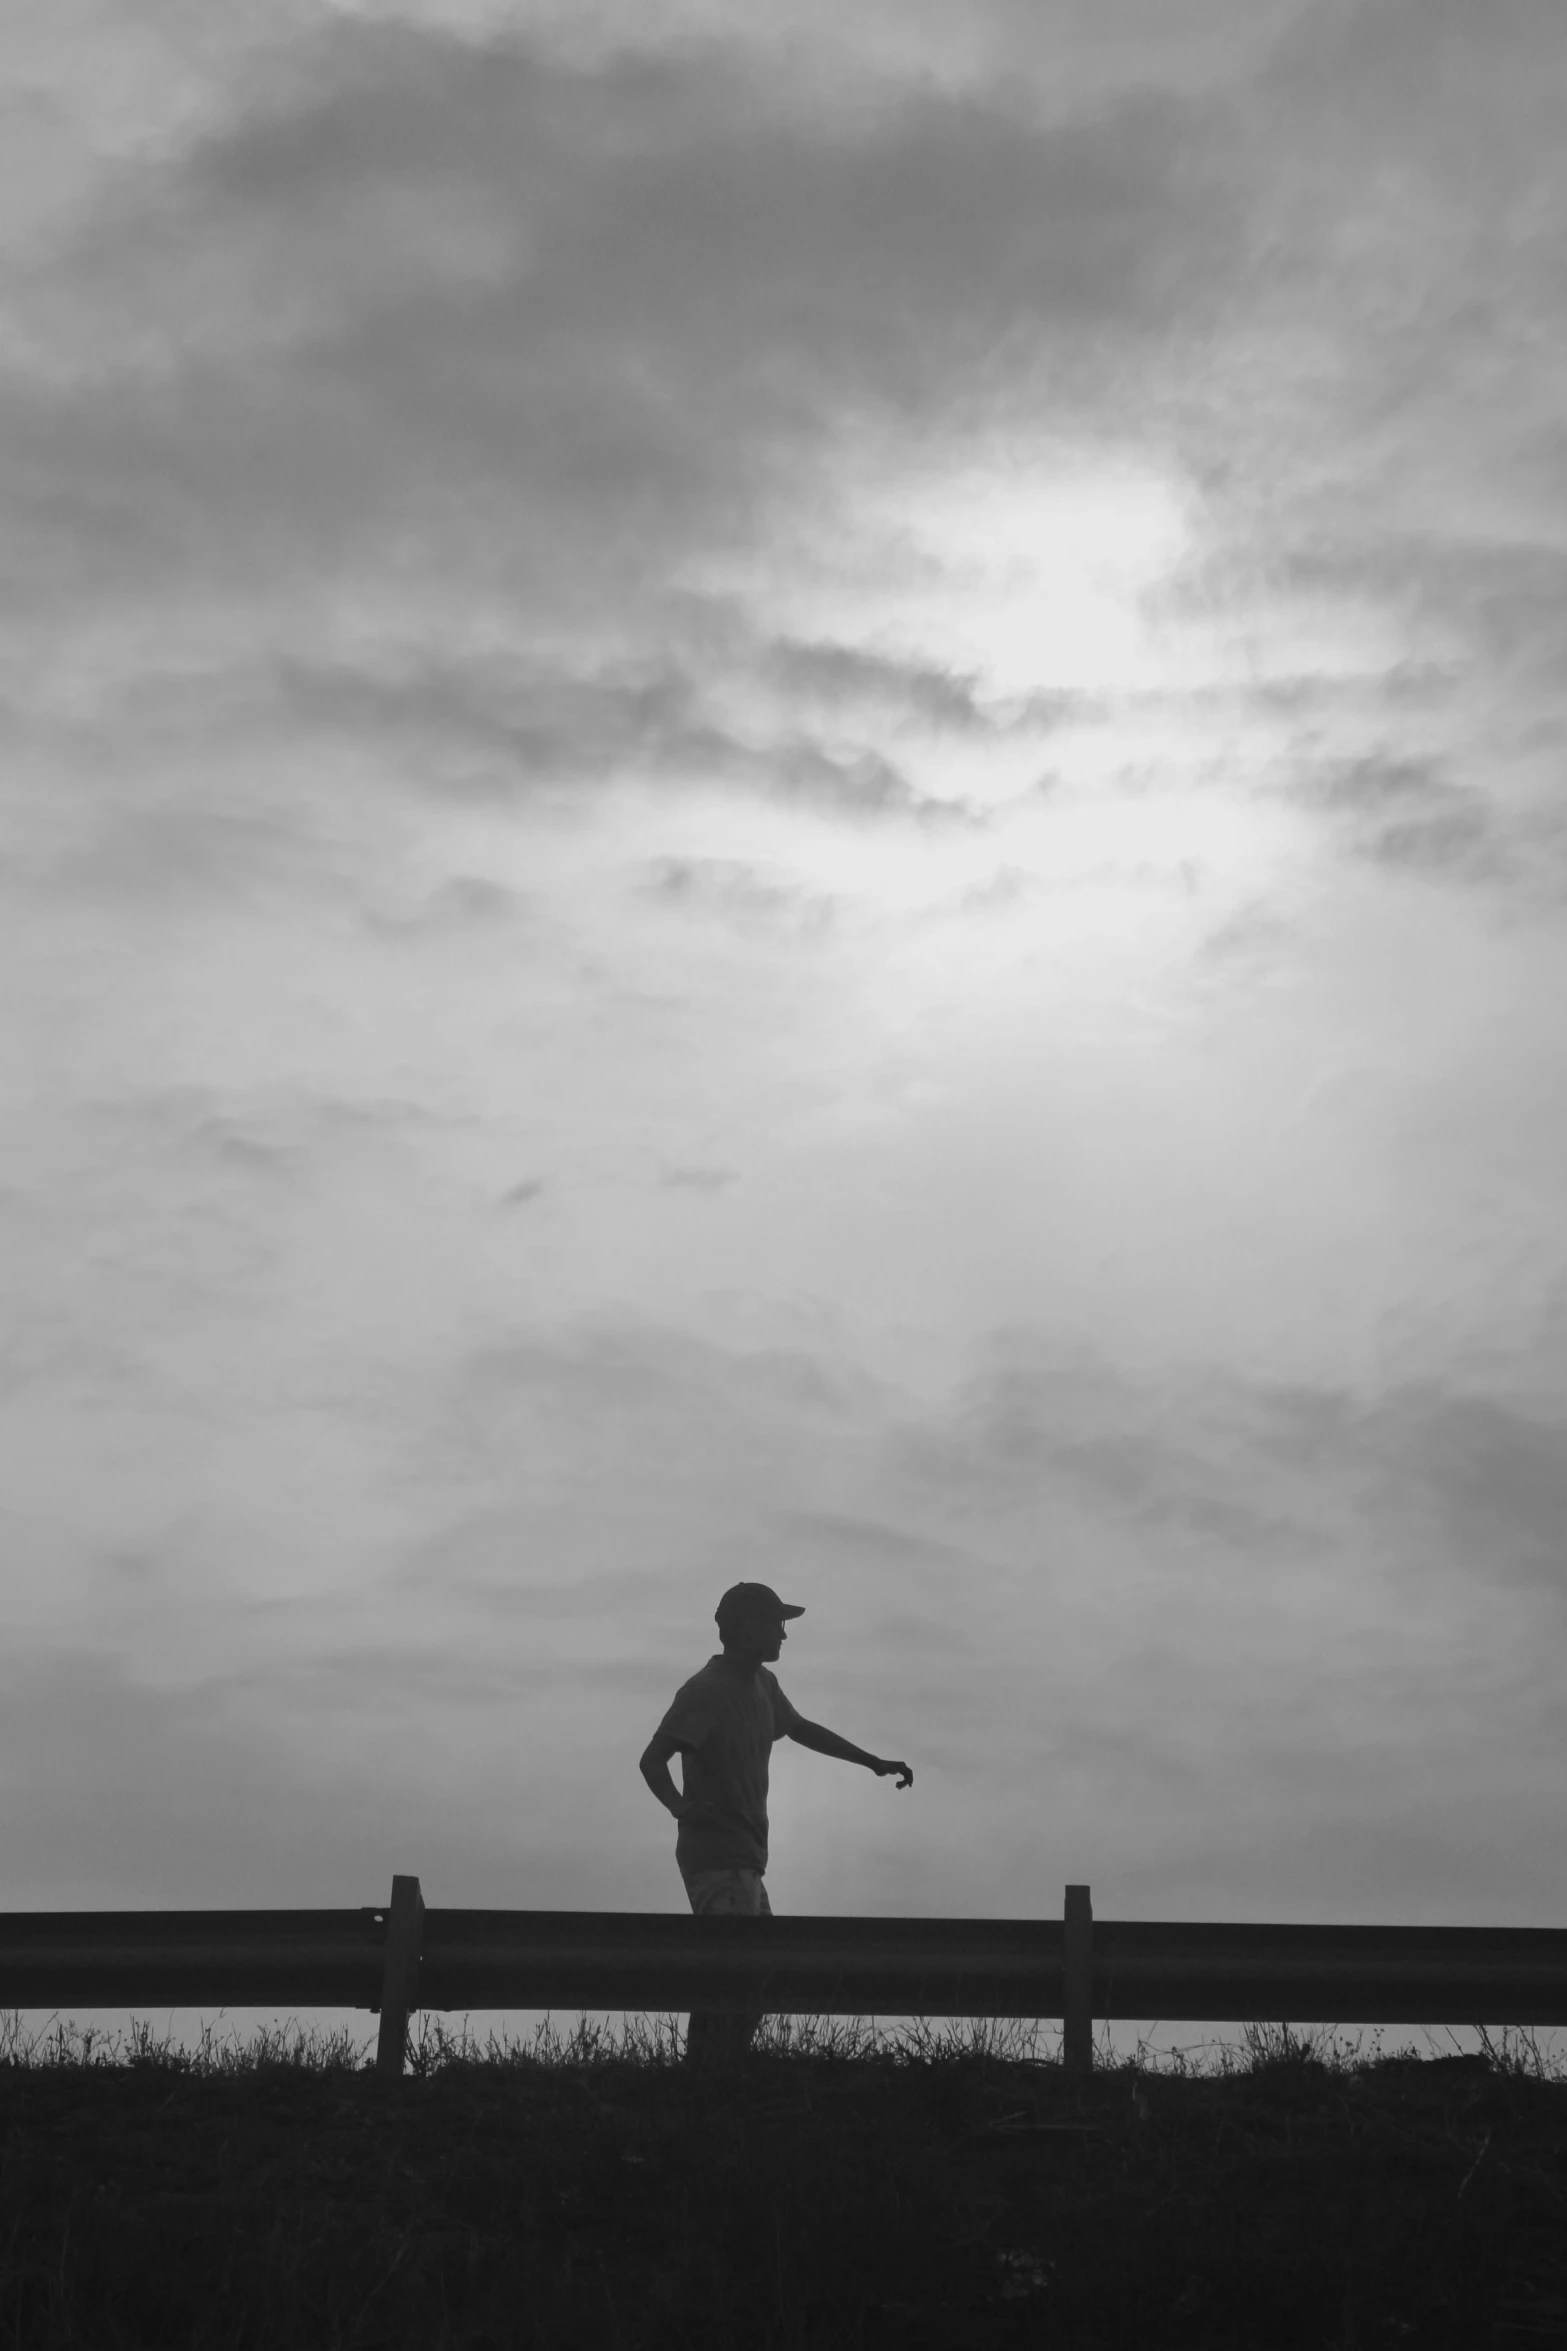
[2,2014,1565,2349]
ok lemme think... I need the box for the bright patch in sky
[854,451,1194,701]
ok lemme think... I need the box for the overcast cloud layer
[3,0,1566,1989]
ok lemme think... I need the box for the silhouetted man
[639,1582,913,2063]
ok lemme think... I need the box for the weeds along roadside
[2,2003,1564,2080]
[2,2006,1564,2349]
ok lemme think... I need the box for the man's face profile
[724,1612,787,1666]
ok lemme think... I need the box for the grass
[2,2008,1566,2347]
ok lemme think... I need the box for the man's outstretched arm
[787,1718,912,1787]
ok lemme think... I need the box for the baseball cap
[715,1581,805,1633]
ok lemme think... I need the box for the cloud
[2,22,1248,647]
[636,857,838,936]
[5,0,1567,1946]
[1289,754,1450,816]
[1364,800,1514,888]
[888,1331,1567,1613]
[905,1340,1332,1567]
[1281,754,1518,888]
[0,1642,670,1909]
[758,639,991,735]
[40,799,320,910]
[0,1655,326,1907]
[454,1318,862,1430]
[10,0,1563,905]
[368,875,523,935]
[658,1164,736,1193]
[8,1289,1566,1918]
[262,647,947,816]
[1257,1378,1567,1602]
[775,1507,988,1579]
[271,648,728,794]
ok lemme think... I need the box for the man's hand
[874,1759,913,1789]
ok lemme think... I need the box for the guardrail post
[375,1874,425,2081]
[1063,1883,1093,2073]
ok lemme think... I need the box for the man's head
[715,1581,804,1670]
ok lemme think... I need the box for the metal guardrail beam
[6,1883,1567,2077]
[1090,1919,1567,2025]
[416,1908,1072,2018]
[412,1911,1567,2027]
[0,1908,387,2011]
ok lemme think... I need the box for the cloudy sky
[4,0,1566,1969]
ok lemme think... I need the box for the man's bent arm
[639,1733,687,1820]
[789,1719,913,1785]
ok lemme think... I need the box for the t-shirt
[655,1655,801,1876]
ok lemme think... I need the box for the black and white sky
[4,0,1566,1927]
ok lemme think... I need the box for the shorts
[682,1868,773,1918]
